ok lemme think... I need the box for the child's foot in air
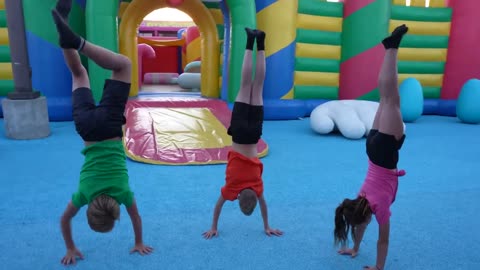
[245,27,256,50]
[55,0,73,20]
[245,27,256,38]
[255,29,266,51]
[51,9,85,50]
[255,30,266,43]
[382,24,408,49]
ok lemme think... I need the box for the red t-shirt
[221,151,264,201]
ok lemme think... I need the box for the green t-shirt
[72,140,134,208]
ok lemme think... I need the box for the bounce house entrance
[119,0,220,99]
[137,8,202,95]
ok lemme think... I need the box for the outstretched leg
[228,28,262,157]
[52,9,131,83]
[235,28,256,104]
[372,25,408,140]
[54,0,89,90]
[243,29,267,155]
[250,30,266,106]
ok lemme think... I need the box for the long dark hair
[334,197,372,246]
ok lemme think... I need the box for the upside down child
[203,28,283,239]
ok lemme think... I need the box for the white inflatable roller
[144,73,178,85]
[310,100,406,140]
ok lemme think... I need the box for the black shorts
[366,129,405,169]
[72,79,131,142]
[227,102,264,144]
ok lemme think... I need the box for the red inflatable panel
[124,97,269,165]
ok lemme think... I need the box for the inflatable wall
[0,0,479,121]
[0,0,13,106]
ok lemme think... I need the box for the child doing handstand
[51,0,152,265]
[203,28,283,239]
[333,24,409,270]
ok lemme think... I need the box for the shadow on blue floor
[0,116,479,270]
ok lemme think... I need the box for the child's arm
[375,222,390,270]
[364,222,390,270]
[338,221,368,257]
[203,195,226,239]
[126,198,153,255]
[60,201,84,265]
[258,195,283,237]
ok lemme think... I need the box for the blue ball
[457,79,480,124]
[399,78,424,122]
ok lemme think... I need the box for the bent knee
[112,55,132,83]
[71,65,88,79]
[72,67,90,89]
[116,55,131,70]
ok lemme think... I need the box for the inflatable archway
[119,0,219,98]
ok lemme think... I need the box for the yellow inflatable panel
[294,71,339,87]
[0,62,12,79]
[392,0,406,5]
[430,0,446,7]
[410,0,426,7]
[296,43,341,60]
[0,0,4,10]
[297,14,342,32]
[399,73,443,87]
[257,0,297,57]
[209,9,223,25]
[153,108,231,150]
[137,36,185,47]
[398,48,447,62]
[390,20,450,36]
[118,2,129,18]
[186,38,201,63]
[0,28,8,45]
[281,88,294,99]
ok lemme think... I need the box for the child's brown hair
[334,197,372,246]
[238,189,258,216]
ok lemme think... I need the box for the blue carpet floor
[0,116,479,270]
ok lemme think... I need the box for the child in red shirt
[203,28,283,239]
[333,25,409,270]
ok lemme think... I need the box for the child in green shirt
[52,0,152,265]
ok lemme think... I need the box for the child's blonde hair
[238,189,258,216]
[87,194,120,233]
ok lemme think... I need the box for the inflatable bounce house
[136,20,204,92]
[0,0,479,164]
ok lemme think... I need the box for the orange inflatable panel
[124,97,268,165]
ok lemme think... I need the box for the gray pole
[5,0,39,99]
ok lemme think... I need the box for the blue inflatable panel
[255,0,277,12]
[264,42,296,99]
[75,0,86,9]
[423,99,439,115]
[0,96,4,118]
[439,99,457,117]
[26,31,73,121]
[423,99,456,116]
[226,99,307,120]
[264,99,307,120]
[304,99,330,117]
